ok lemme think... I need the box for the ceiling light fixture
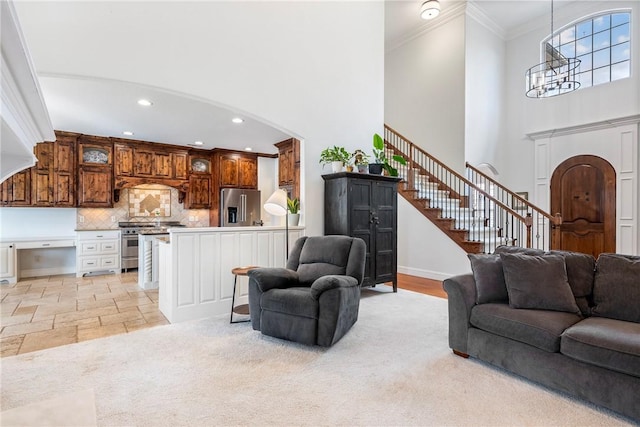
[137,99,153,106]
[525,0,580,98]
[244,147,252,151]
[420,0,440,20]
[194,141,204,146]
[123,131,134,136]
[232,117,244,124]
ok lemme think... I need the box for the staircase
[384,125,559,254]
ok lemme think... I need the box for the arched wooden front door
[550,155,616,257]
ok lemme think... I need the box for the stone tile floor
[0,272,168,357]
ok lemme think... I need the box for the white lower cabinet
[76,230,120,277]
[0,243,17,283]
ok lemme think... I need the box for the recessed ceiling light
[123,131,134,136]
[137,99,153,106]
[194,141,204,146]
[244,147,252,151]
[232,117,244,124]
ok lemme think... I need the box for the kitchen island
[158,225,305,323]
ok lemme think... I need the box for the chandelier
[525,0,580,98]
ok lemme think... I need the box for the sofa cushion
[547,250,596,316]
[468,254,508,304]
[500,253,581,315]
[470,303,582,353]
[592,253,640,323]
[494,245,545,256]
[562,317,640,378]
[261,287,318,319]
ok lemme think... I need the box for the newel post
[525,213,533,248]
[551,213,563,250]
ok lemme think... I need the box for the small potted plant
[370,133,406,176]
[287,197,300,226]
[320,146,351,173]
[352,149,370,173]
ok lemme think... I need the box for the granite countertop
[138,229,171,235]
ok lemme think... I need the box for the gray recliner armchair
[247,235,366,346]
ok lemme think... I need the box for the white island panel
[159,226,304,323]
[199,233,220,303]
[176,233,197,307]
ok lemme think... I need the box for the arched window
[546,11,631,89]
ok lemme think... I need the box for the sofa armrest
[443,273,478,355]
[310,275,359,299]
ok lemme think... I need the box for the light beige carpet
[0,288,634,426]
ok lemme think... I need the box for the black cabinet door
[349,179,374,285]
[371,180,397,285]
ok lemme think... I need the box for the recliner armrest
[247,268,300,292]
[310,275,359,299]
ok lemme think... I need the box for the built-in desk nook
[0,237,76,284]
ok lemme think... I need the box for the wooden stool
[230,266,259,323]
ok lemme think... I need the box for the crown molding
[465,1,506,40]
[1,0,54,182]
[526,114,640,140]
[386,2,467,53]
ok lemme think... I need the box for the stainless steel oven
[118,221,185,272]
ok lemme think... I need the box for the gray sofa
[443,246,640,421]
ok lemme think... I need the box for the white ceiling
[38,75,291,154]
[16,1,570,154]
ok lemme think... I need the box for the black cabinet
[323,172,400,291]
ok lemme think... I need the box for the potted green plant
[370,133,407,176]
[287,197,300,226]
[352,149,370,173]
[320,146,351,173]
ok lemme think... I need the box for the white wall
[385,11,470,279]
[0,207,76,238]
[464,14,506,170]
[397,197,470,280]
[15,1,385,239]
[502,1,640,195]
[531,122,639,255]
[501,0,640,255]
[385,13,466,172]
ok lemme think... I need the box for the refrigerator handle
[240,194,246,222]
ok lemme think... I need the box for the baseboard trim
[397,266,456,282]
[20,266,75,278]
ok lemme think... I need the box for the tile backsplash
[76,184,209,229]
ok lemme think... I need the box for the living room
[1,0,639,425]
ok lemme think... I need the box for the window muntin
[545,11,631,90]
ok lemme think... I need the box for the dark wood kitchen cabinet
[0,170,31,206]
[323,172,400,291]
[173,152,188,179]
[0,134,76,207]
[78,167,112,207]
[275,138,300,200]
[218,153,257,189]
[32,135,77,207]
[77,136,113,207]
[114,144,133,176]
[133,148,155,177]
[185,175,211,209]
[31,141,54,206]
[53,136,77,206]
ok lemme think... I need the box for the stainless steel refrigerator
[220,189,262,227]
